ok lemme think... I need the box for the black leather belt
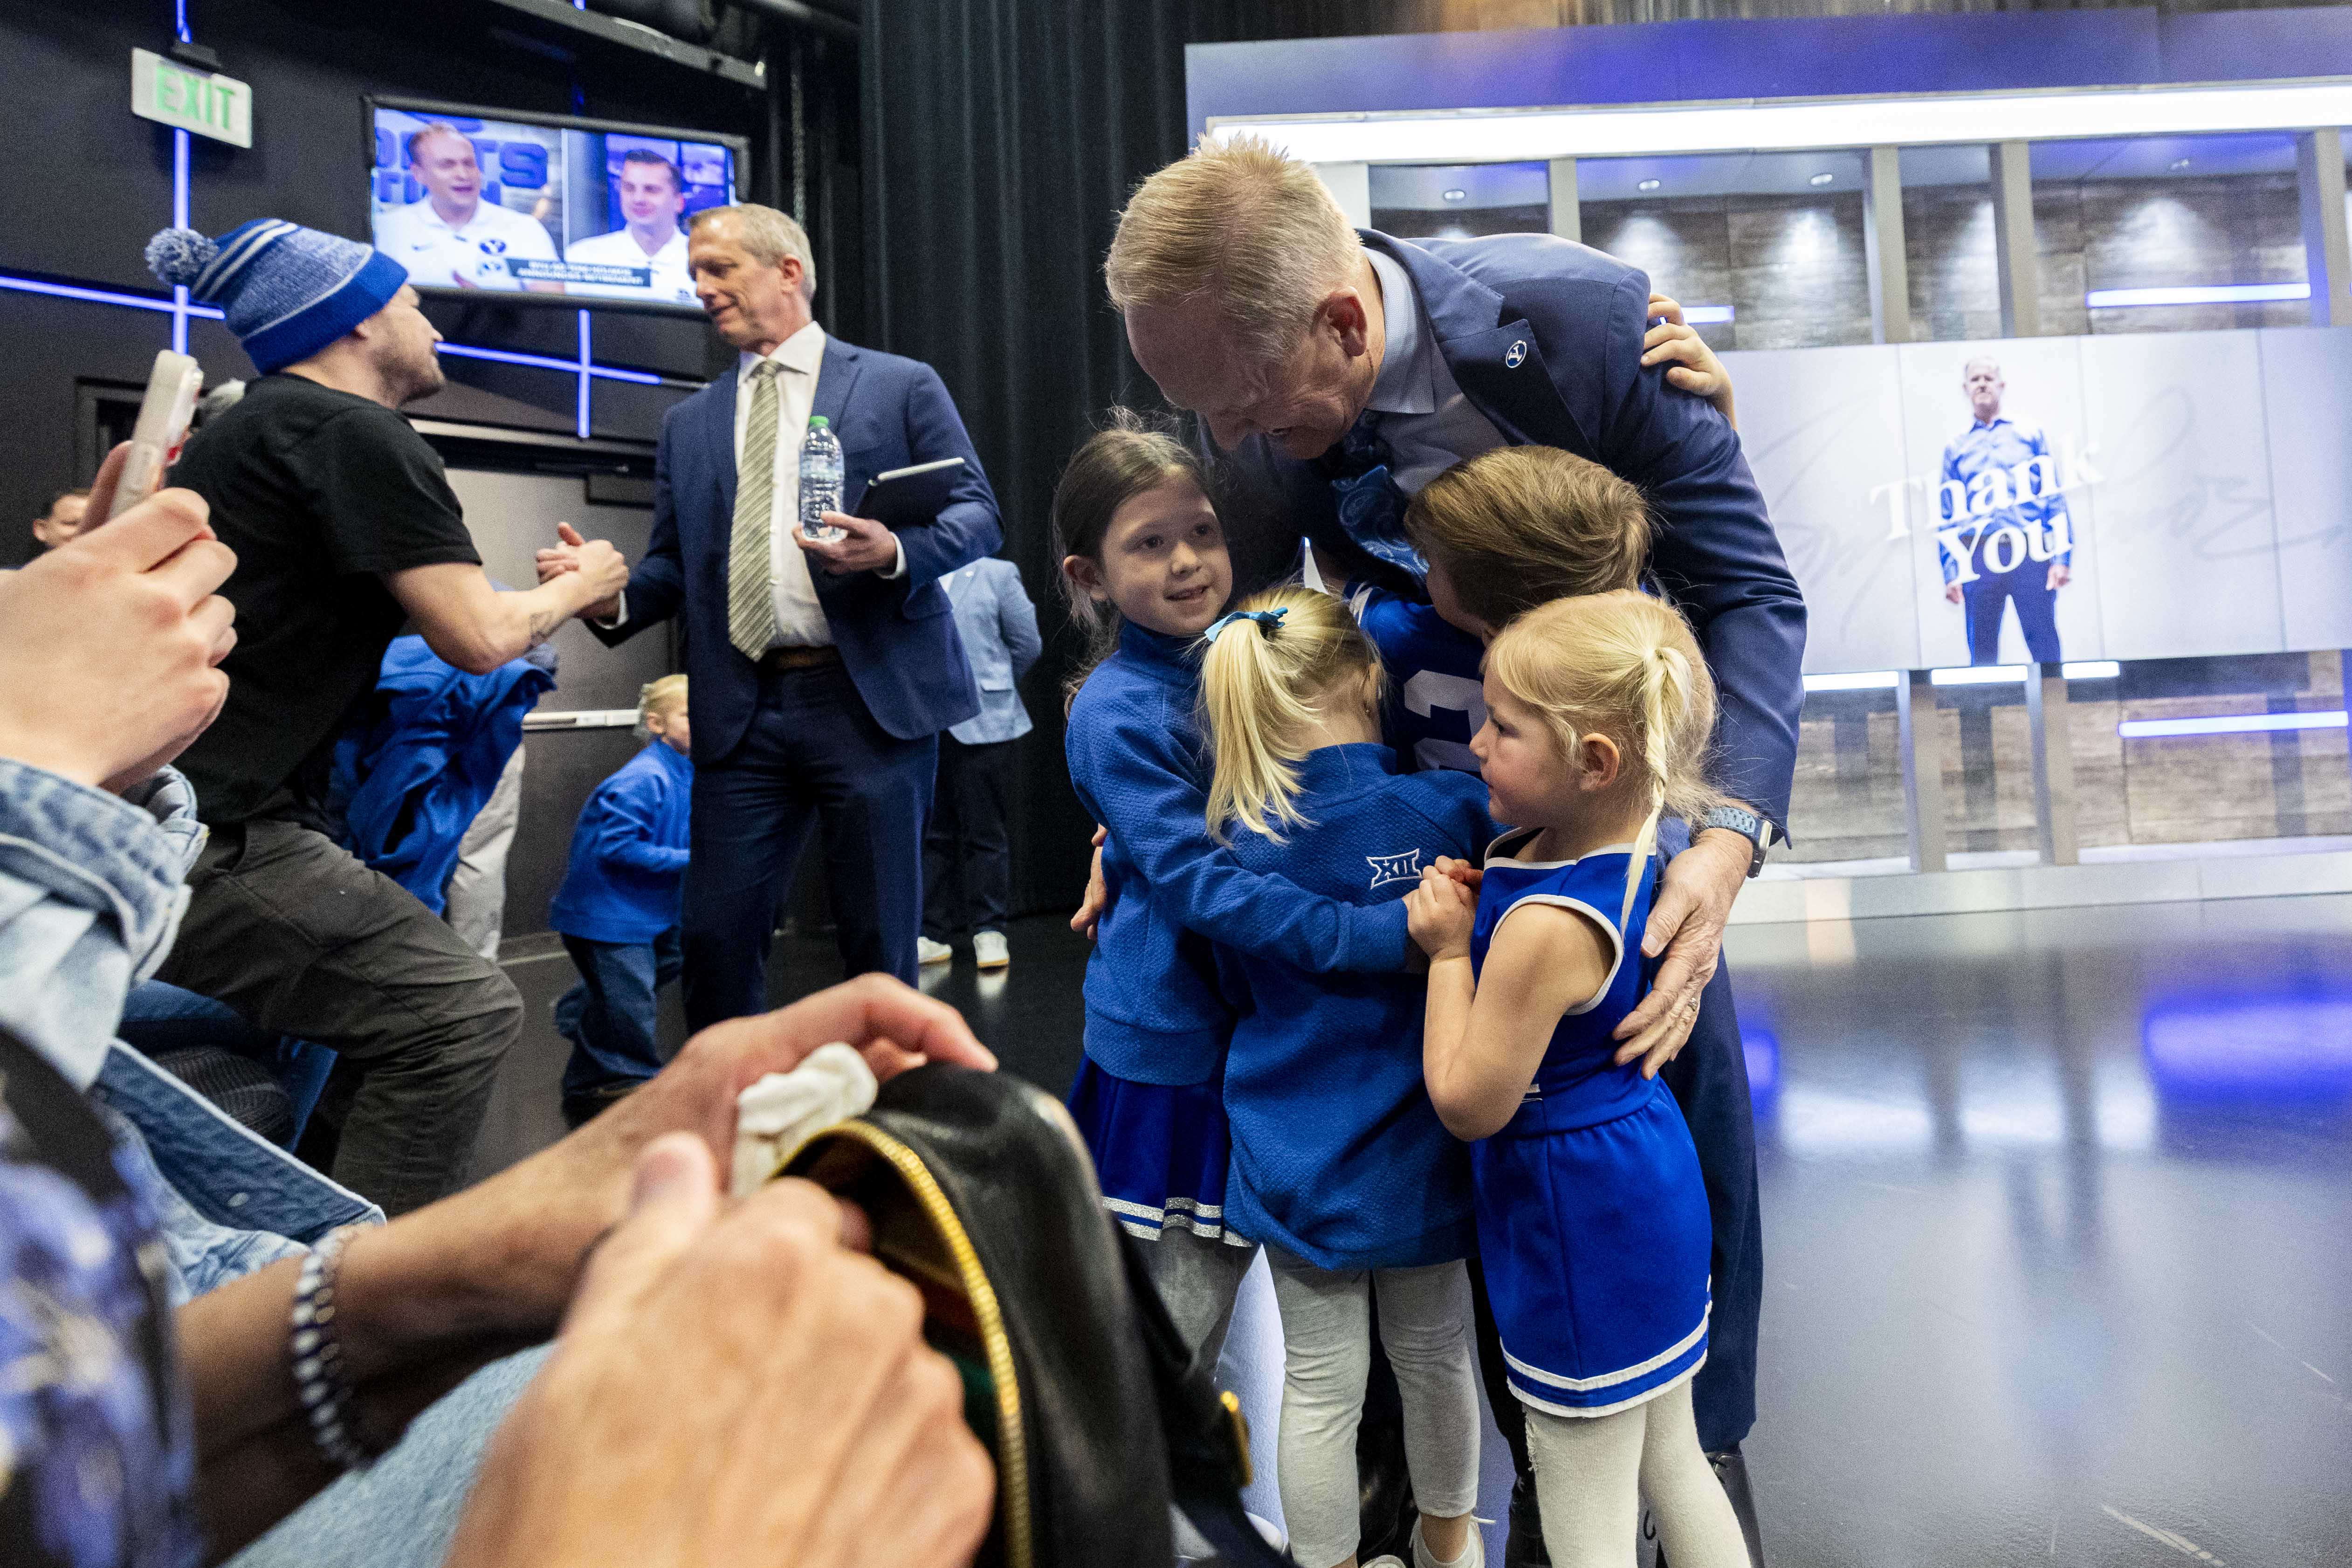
[756,645,842,674]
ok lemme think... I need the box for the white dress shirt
[1362,247,1508,495]
[373,196,559,292]
[564,225,696,306]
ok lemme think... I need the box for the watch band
[1701,805,1771,878]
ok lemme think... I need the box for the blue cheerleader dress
[1470,830,1715,1418]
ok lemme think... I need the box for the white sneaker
[917,936,953,966]
[974,930,1010,969]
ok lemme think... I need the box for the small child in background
[1053,413,1418,1367]
[548,674,693,1128]
[1195,585,1490,1568]
[1409,592,1749,1568]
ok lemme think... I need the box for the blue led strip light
[2119,710,2347,739]
[436,339,666,385]
[0,274,224,316]
[577,310,593,439]
[2086,283,2310,309]
[1681,305,1735,324]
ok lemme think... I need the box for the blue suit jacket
[1230,230,1808,835]
[594,334,1002,762]
[942,557,1042,746]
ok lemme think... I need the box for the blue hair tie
[1201,605,1287,644]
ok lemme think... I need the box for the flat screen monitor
[365,96,747,313]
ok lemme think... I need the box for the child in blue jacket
[1194,585,1490,1568]
[1052,414,1418,1366]
[549,674,692,1128]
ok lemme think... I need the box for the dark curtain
[858,0,1451,916]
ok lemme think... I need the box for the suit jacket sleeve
[892,364,1001,591]
[995,563,1044,680]
[1596,272,1806,837]
[591,410,689,647]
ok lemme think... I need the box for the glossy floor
[483,898,2352,1566]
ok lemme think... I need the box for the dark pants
[1963,560,2061,665]
[156,815,522,1215]
[683,663,937,1027]
[556,928,683,1121]
[923,735,1013,941]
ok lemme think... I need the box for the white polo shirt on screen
[375,196,560,291]
[564,225,697,306]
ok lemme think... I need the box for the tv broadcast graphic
[368,102,738,308]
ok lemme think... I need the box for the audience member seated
[0,455,996,1568]
[30,484,89,552]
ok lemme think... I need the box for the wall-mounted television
[364,96,748,313]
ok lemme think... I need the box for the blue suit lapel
[812,337,863,439]
[1368,231,1592,457]
[707,368,741,521]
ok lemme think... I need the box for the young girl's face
[1472,677,1574,827]
[1073,473,1232,639]
[645,700,692,755]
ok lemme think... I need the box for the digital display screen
[368,103,739,309]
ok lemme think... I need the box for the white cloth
[374,196,559,292]
[729,1042,880,1197]
[1264,1247,1481,1568]
[1523,1381,1751,1568]
[564,225,696,306]
[442,744,524,961]
[1362,246,1509,496]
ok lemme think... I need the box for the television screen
[366,99,743,310]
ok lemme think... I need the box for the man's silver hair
[690,203,817,301]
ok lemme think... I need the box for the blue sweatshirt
[1213,745,1495,1270]
[1064,623,1417,1086]
[548,740,694,943]
[1350,586,1486,777]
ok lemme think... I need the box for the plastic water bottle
[799,415,845,543]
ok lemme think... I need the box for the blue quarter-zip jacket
[1064,623,1416,1086]
[548,740,694,944]
[1213,745,1495,1269]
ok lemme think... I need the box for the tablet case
[853,456,967,530]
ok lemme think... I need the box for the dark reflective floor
[481,898,2352,1565]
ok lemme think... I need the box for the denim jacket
[0,759,380,1302]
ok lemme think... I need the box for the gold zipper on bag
[809,1120,1032,1568]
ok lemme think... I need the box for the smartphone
[106,350,206,522]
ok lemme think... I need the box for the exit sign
[132,48,250,148]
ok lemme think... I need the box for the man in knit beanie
[142,219,629,1213]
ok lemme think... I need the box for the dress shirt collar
[1363,247,1436,418]
[738,319,827,385]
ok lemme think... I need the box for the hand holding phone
[106,350,205,523]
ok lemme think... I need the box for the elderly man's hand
[1609,827,1750,1078]
[341,975,997,1355]
[795,512,901,575]
[444,1134,994,1568]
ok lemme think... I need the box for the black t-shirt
[167,373,480,827]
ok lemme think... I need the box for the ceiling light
[1809,172,1835,186]
[1441,188,1467,202]
[2169,157,2193,171]
[1637,178,1662,192]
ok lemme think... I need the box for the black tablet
[853,456,967,530]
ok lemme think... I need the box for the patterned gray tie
[727,359,784,660]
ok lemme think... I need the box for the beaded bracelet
[289,1225,378,1472]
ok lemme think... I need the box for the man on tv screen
[564,147,697,305]
[1938,356,2072,665]
[375,122,563,293]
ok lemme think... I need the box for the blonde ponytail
[1197,586,1385,842]
[1484,591,1720,927]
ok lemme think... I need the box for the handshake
[537,522,628,622]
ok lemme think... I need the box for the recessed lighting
[1441,188,1468,202]
[1809,172,1835,186]
[2169,157,2193,171]
[1637,178,1662,192]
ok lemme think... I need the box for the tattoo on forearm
[527,607,563,646]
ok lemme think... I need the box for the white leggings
[1266,1249,1481,1568]
[1522,1381,1750,1568]
[1140,1224,1256,1367]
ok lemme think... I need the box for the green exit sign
[131,48,250,148]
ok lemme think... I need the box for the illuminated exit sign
[132,48,250,148]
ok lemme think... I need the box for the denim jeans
[556,928,682,1115]
[119,979,338,1148]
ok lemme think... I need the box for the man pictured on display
[30,486,89,551]
[541,204,1000,1019]
[564,148,697,306]
[143,217,631,1214]
[1106,137,1805,1564]
[1939,356,2072,666]
[375,123,563,294]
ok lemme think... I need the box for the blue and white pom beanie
[145,220,409,375]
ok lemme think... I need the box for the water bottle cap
[809,416,830,428]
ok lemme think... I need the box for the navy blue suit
[593,335,1000,1015]
[1231,232,1804,1455]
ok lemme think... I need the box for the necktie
[1316,417,1426,580]
[728,360,784,660]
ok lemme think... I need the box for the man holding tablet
[565,148,697,306]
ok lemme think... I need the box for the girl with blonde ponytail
[1193,585,1497,1568]
[1407,591,1750,1568]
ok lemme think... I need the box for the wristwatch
[1700,805,1773,878]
